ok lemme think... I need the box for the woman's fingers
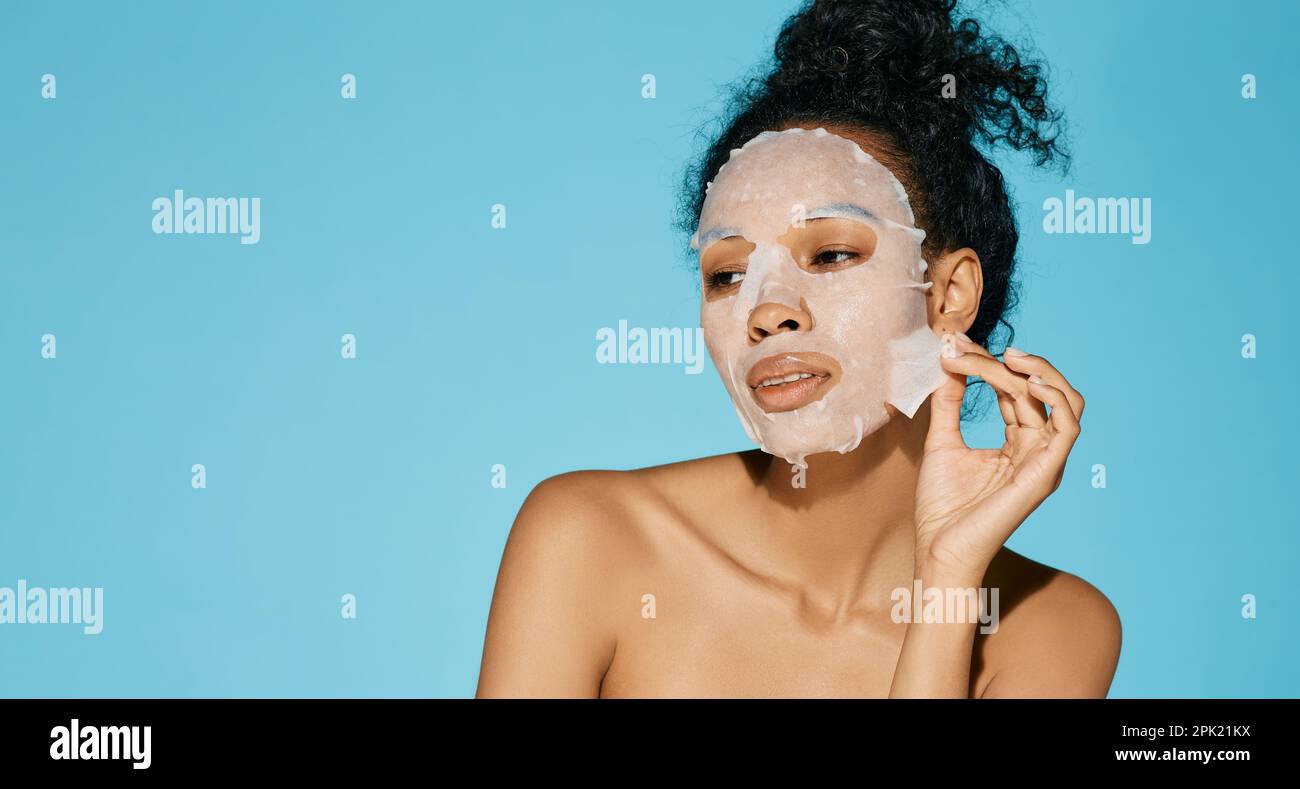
[934,334,1084,511]
[996,390,1018,427]
[940,345,1047,428]
[1025,377,1081,483]
[926,335,970,451]
[951,335,1019,426]
[1003,347,1085,422]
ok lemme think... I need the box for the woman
[477,0,1121,698]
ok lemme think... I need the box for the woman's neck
[746,402,932,617]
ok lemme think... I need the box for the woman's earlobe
[931,247,984,330]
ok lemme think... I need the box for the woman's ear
[926,246,984,336]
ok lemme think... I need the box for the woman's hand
[913,332,1085,583]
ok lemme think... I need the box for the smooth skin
[476,127,1122,699]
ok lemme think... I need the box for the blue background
[1,0,1295,697]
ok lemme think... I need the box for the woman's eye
[707,270,745,289]
[812,248,860,268]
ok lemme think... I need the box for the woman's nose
[747,299,813,343]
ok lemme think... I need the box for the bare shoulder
[510,451,748,568]
[514,450,754,543]
[499,468,662,599]
[975,547,1123,698]
[477,454,745,697]
[513,461,691,545]
[475,469,641,697]
[513,468,642,538]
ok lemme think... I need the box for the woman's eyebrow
[806,202,879,222]
[698,204,878,247]
[697,226,742,247]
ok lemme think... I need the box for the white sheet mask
[692,126,947,469]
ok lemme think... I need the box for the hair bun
[769,0,1065,165]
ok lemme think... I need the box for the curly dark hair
[677,0,1069,405]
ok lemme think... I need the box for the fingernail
[1004,346,1027,357]
[1028,374,1044,384]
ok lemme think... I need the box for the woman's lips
[746,352,841,412]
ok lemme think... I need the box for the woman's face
[693,127,946,468]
